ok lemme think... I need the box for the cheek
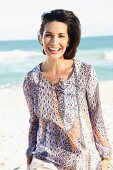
[64,41,69,48]
[67,40,70,47]
[62,39,69,47]
[42,40,48,48]
[43,38,50,46]
[66,36,70,46]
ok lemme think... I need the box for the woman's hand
[27,156,33,170]
[27,164,30,170]
[101,158,112,170]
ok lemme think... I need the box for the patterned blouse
[23,60,112,170]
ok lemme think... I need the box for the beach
[0,36,113,169]
[0,87,29,170]
[0,81,113,170]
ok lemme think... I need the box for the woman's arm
[23,74,39,165]
[86,65,112,161]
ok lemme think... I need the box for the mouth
[48,47,61,53]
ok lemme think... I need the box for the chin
[50,55,63,60]
[46,53,64,60]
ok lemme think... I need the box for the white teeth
[49,47,60,51]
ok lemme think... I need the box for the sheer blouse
[23,60,112,170]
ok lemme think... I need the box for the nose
[51,36,59,45]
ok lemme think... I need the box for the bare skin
[101,157,112,170]
[40,59,74,84]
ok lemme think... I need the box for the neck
[42,58,74,75]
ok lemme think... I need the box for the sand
[0,81,113,170]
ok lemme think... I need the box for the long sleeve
[86,65,112,159]
[23,74,39,157]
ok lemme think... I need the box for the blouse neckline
[38,60,75,85]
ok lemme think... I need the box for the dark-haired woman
[23,9,112,170]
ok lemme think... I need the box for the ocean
[0,35,113,88]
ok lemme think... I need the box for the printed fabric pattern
[23,60,112,170]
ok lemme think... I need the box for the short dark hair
[38,9,81,59]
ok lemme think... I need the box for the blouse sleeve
[86,65,112,159]
[23,74,39,157]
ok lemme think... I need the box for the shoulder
[23,64,41,85]
[74,59,91,70]
[74,59,98,83]
[75,59,96,75]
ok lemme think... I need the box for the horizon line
[0,34,113,42]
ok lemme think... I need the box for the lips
[48,47,61,52]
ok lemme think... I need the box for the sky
[0,0,113,40]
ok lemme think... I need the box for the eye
[45,34,52,37]
[59,35,66,38]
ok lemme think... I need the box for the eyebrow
[45,31,67,35]
[45,31,52,33]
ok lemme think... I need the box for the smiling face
[41,21,69,60]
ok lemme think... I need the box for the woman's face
[41,21,69,60]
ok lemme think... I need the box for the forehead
[44,21,68,33]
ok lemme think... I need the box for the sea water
[0,35,113,88]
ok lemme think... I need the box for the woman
[23,9,112,170]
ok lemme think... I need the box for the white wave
[0,50,42,60]
[105,51,113,61]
